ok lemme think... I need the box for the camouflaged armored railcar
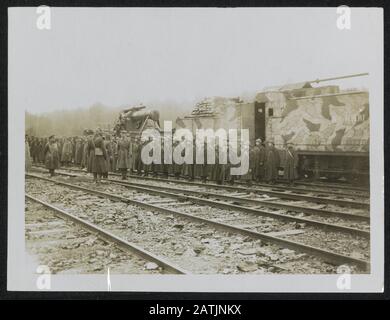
[176,83,369,181]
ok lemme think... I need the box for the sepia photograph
[7,6,384,292]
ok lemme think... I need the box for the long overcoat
[39,141,45,162]
[172,141,183,176]
[82,140,89,168]
[30,140,38,162]
[61,141,73,162]
[75,140,84,165]
[25,141,32,171]
[283,148,299,180]
[90,136,108,174]
[117,138,130,169]
[105,140,113,172]
[264,146,280,181]
[132,142,140,172]
[252,145,265,178]
[86,137,95,173]
[240,147,253,181]
[44,142,60,170]
[112,141,118,172]
[211,146,226,183]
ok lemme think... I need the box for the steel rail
[122,175,369,209]
[106,179,370,238]
[108,178,370,224]
[35,165,369,209]
[31,168,370,228]
[104,167,369,198]
[234,181,369,198]
[26,174,370,270]
[293,181,369,192]
[31,169,370,232]
[26,194,189,275]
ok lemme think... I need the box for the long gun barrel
[309,73,369,84]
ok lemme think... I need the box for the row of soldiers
[26,132,299,185]
[28,135,85,167]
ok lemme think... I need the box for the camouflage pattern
[176,85,369,154]
[256,87,369,153]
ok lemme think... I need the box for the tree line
[25,101,193,137]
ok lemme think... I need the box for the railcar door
[254,102,266,140]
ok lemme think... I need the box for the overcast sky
[9,7,382,114]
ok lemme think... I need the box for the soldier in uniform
[194,139,204,182]
[200,139,215,183]
[90,130,108,183]
[104,134,113,178]
[128,137,134,174]
[61,137,73,167]
[133,137,141,175]
[149,136,157,177]
[224,141,234,185]
[160,136,169,178]
[58,137,64,163]
[253,138,266,182]
[172,138,183,179]
[112,136,118,172]
[25,135,32,172]
[212,143,225,185]
[142,136,155,177]
[71,137,76,165]
[283,142,299,185]
[185,138,195,181]
[86,131,95,173]
[264,140,280,184]
[240,141,252,186]
[138,137,146,176]
[44,135,60,176]
[81,131,91,170]
[39,138,46,163]
[127,134,134,175]
[117,131,130,180]
[75,137,84,167]
[30,137,39,163]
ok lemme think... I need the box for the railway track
[234,180,369,198]
[33,167,370,226]
[41,165,369,209]
[26,194,189,274]
[122,170,369,198]
[27,178,329,274]
[294,180,369,192]
[108,179,370,235]
[26,173,370,272]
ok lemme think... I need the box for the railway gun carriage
[176,75,369,182]
[114,105,161,138]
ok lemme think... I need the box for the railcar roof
[263,81,312,92]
